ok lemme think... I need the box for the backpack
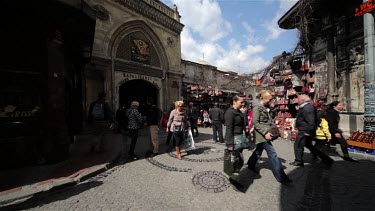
[92,102,105,120]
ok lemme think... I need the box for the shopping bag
[223,149,244,176]
[185,128,196,149]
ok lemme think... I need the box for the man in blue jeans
[247,90,291,184]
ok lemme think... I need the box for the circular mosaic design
[192,171,230,193]
[168,145,224,162]
[167,152,224,162]
[146,157,192,172]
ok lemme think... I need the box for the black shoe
[289,161,304,167]
[280,178,293,185]
[247,166,260,174]
[150,153,158,157]
[343,156,359,163]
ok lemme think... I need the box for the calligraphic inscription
[131,39,150,64]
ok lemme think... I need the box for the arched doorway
[119,79,159,114]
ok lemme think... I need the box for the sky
[160,0,299,74]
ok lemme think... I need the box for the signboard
[355,0,375,16]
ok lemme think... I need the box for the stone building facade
[84,0,183,113]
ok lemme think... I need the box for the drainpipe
[363,8,375,131]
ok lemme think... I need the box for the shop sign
[355,0,375,17]
[120,73,153,83]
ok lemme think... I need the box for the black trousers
[332,134,349,155]
[212,121,223,142]
[314,139,327,155]
[190,119,198,137]
[294,132,332,164]
[128,129,139,156]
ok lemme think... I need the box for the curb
[0,153,123,208]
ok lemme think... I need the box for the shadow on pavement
[280,158,375,211]
[229,168,262,193]
[3,181,104,211]
[0,132,122,193]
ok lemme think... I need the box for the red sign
[355,0,375,17]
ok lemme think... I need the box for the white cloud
[172,0,232,42]
[264,0,298,41]
[242,21,258,44]
[171,0,282,73]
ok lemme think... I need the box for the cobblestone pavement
[6,127,375,211]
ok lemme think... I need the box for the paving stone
[6,127,375,211]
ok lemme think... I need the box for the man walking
[146,105,162,157]
[88,92,114,152]
[209,102,224,143]
[326,101,358,162]
[289,94,333,167]
[187,102,199,137]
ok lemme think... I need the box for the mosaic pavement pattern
[192,171,230,193]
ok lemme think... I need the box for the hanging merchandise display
[307,72,315,83]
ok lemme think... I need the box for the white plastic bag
[186,128,196,149]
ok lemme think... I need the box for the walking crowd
[88,89,358,187]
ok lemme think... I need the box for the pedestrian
[247,103,254,141]
[247,90,291,184]
[187,102,199,137]
[165,103,175,146]
[126,101,143,160]
[289,94,334,167]
[314,111,331,156]
[224,95,247,187]
[326,101,358,162]
[203,110,210,128]
[167,101,188,160]
[116,105,126,133]
[88,92,114,153]
[209,102,224,143]
[146,105,162,157]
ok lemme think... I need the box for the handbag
[234,134,250,150]
[173,124,184,135]
[223,149,244,176]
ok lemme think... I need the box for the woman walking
[247,90,292,184]
[225,95,246,152]
[224,95,247,187]
[167,101,187,160]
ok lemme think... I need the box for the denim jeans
[212,121,223,142]
[247,141,289,182]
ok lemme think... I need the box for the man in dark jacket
[290,94,333,167]
[326,101,357,162]
[209,103,224,143]
[88,92,114,152]
[187,102,199,137]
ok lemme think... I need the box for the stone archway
[119,79,159,114]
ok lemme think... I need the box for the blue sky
[160,0,299,73]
